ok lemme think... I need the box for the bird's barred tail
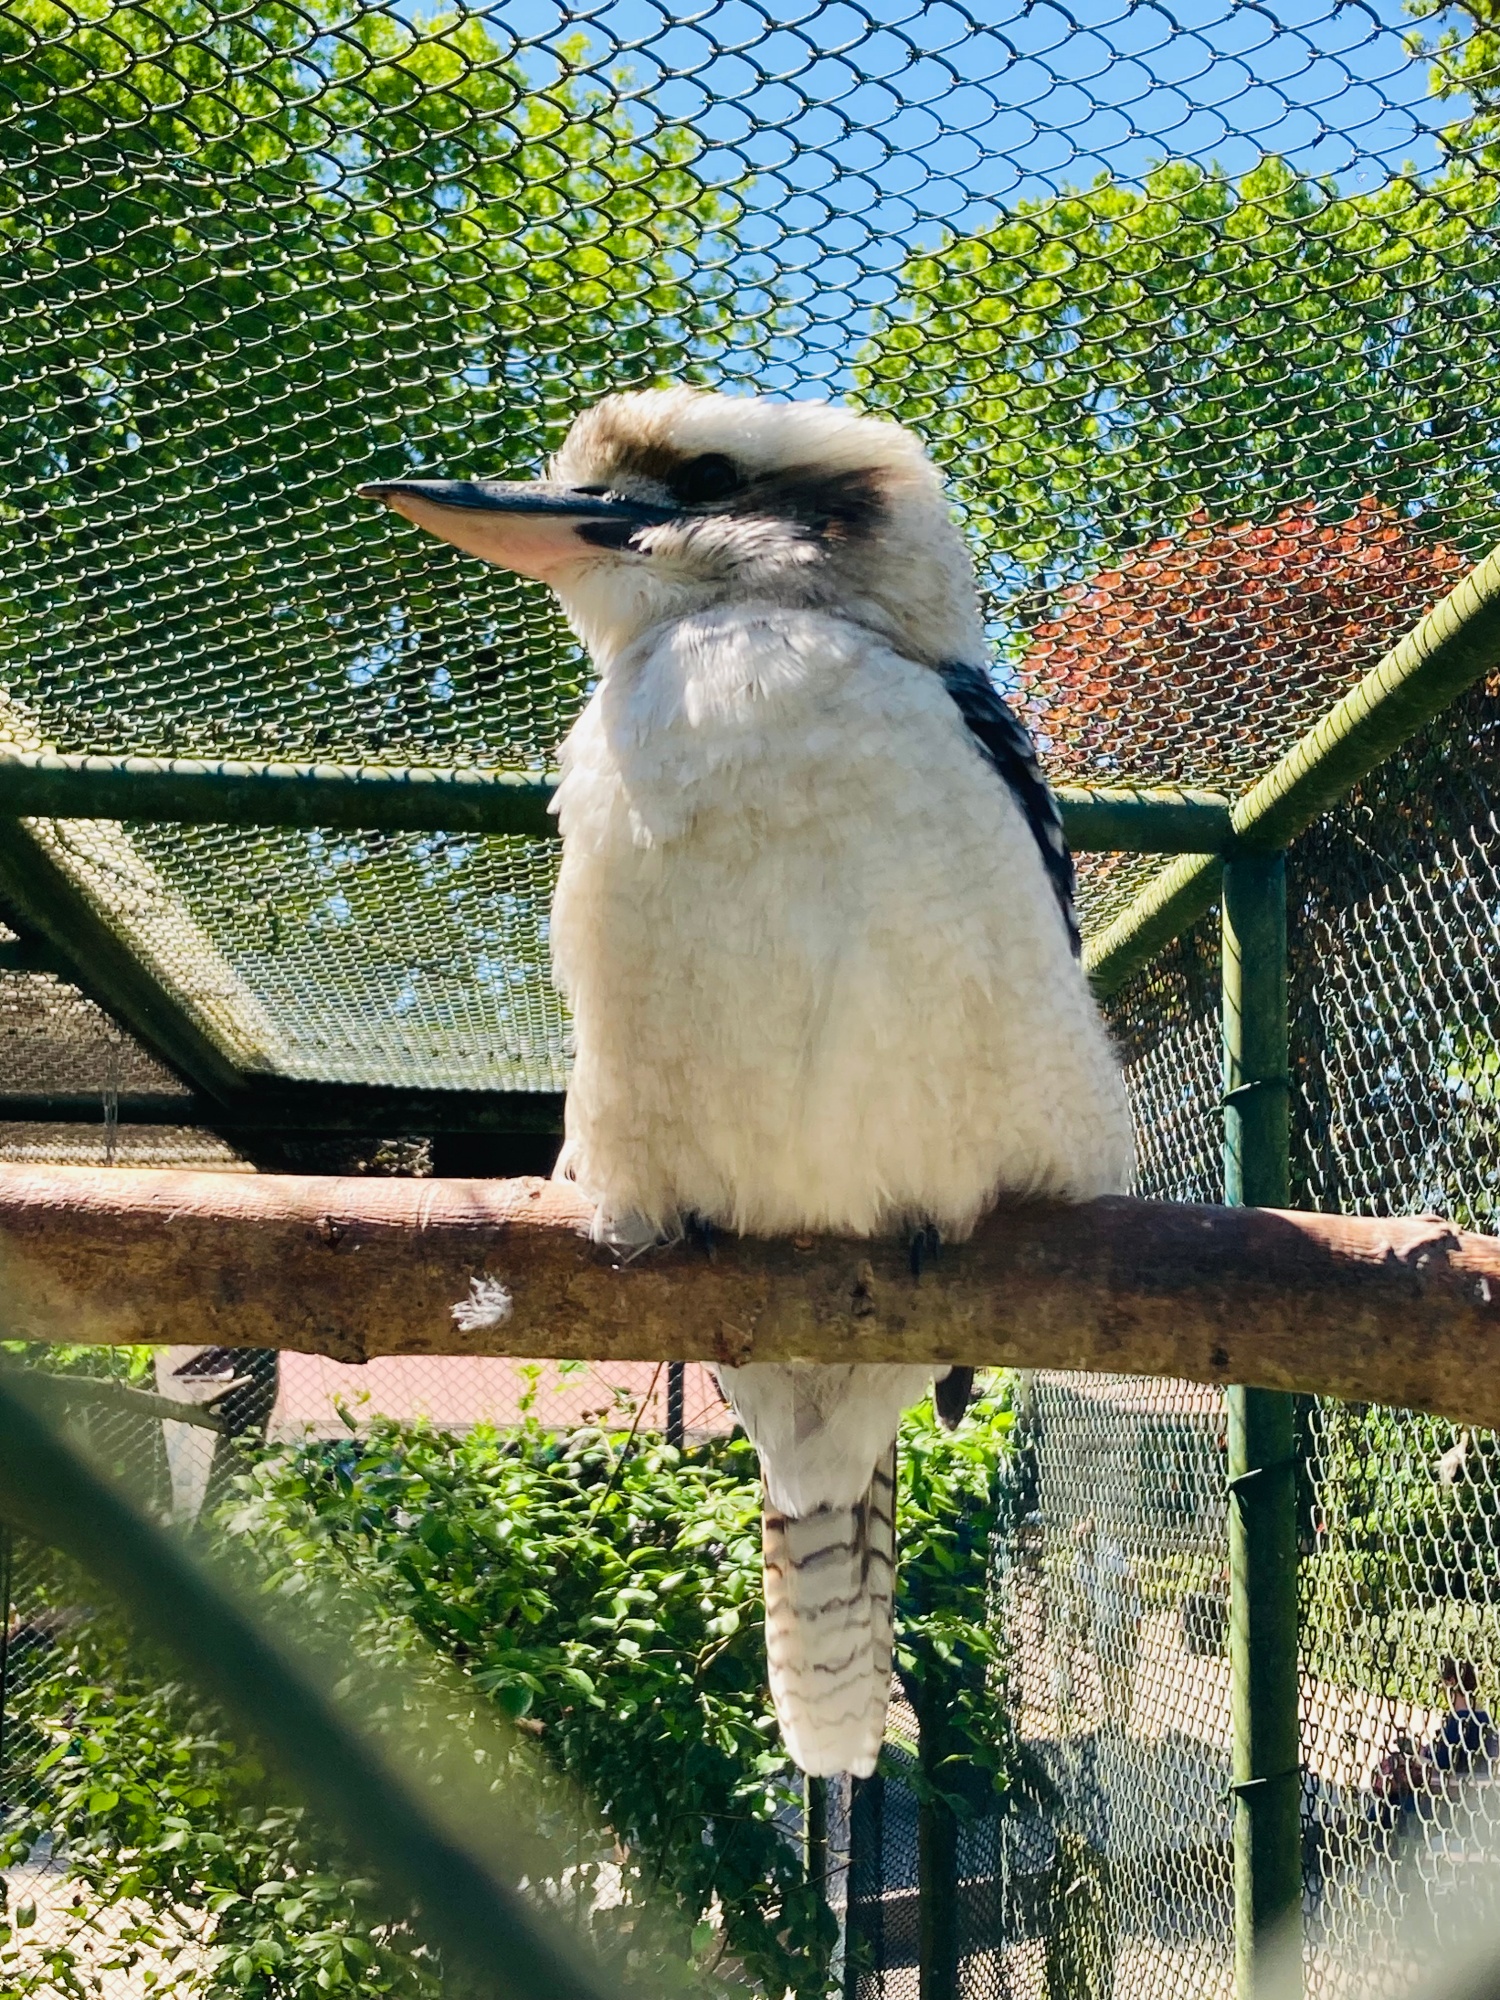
[761,1444,896,1778]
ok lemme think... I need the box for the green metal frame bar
[0,1087,565,1136]
[3,1366,225,1431]
[1222,856,1301,1998]
[0,752,558,840]
[0,1373,623,2000]
[0,750,1230,855]
[1055,786,1230,853]
[1086,535,1500,997]
[0,817,247,1101]
[0,935,69,976]
[0,1092,199,1125]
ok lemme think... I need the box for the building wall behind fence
[991,693,1500,1998]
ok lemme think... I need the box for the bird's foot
[592,1207,721,1265]
[909,1222,941,1280]
[591,1207,667,1261]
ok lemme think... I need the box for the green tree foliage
[1301,1399,1500,1703]
[3,1632,452,1999]
[856,157,1500,631]
[2,1401,1017,1998]
[894,1393,1014,1811]
[0,0,740,765]
[1409,0,1500,155]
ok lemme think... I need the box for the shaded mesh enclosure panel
[971,696,1500,1999]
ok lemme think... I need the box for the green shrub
[3,1392,1018,1997]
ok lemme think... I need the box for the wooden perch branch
[1,1164,1497,1430]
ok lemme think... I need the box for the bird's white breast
[548,605,1133,1239]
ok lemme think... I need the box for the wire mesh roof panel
[0,962,181,1095]
[3,0,1498,1086]
[46,819,567,1086]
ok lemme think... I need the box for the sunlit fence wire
[8,0,1500,1993]
[3,0,1500,1107]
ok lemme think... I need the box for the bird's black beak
[357,478,680,578]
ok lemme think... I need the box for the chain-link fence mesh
[975,682,1500,2000]
[978,924,1235,1999]
[2,0,1499,1079]
[7,0,1500,1990]
[1289,677,1500,1997]
[991,1375,1234,2000]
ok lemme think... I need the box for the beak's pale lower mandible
[357,478,679,580]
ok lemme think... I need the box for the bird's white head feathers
[361,387,988,672]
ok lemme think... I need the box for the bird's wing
[932,664,1079,1433]
[938,661,1080,959]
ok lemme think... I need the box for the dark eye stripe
[673,452,744,504]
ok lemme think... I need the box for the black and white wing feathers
[938,661,1080,960]
[929,664,1080,1435]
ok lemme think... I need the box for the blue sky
[461,0,1477,386]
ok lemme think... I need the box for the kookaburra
[361,390,1133,1778]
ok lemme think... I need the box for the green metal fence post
[1222,853,1302,2000]
[0,1522,12,1787]
[917,1692,960,2000]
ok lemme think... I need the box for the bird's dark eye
[673,452,743,505]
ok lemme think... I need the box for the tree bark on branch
[0,1164,1495,1430]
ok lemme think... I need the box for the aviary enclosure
[3,0,1500,1995]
